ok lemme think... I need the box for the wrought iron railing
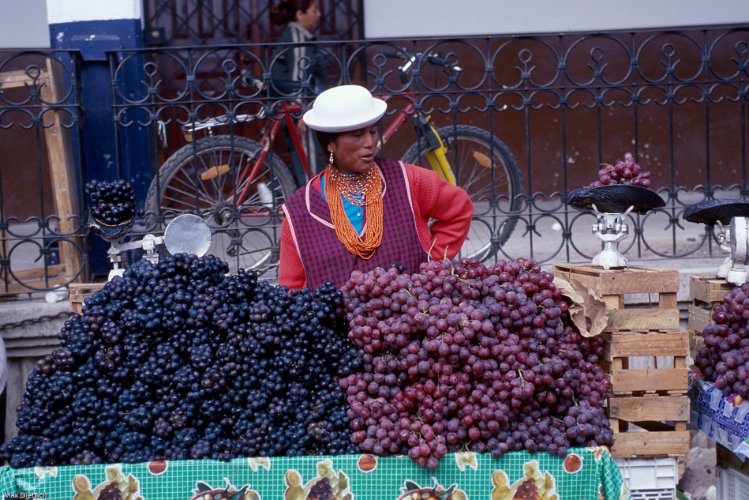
[112,29,749,281]
[3,27,749,292]
[0,50,86,296]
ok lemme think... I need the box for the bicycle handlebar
[382,50,463,74]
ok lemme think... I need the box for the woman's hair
[315,131,337,151]
[270,0,316,26]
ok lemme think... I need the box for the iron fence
[112,28,749,281]
[0,50,86,296]
[3,27,749,292]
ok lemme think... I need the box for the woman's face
[296,1,321,32]
[329,125,380,174]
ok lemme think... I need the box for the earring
[328,150,334,168]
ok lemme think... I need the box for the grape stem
[427,239,437,261]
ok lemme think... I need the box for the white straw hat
[303,85,387,133]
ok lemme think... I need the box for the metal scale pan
[566,185,665,269]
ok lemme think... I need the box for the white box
[716,464,749,500]
[615,457,678,500]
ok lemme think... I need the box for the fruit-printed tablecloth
[0,448,627,499]
[690,374,749,461]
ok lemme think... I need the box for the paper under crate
[552,264,680,332]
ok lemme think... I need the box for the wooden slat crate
[688,275,732,359]
[68,282,106,315]
[608,395,691,457]
[689,331,706,360]
[603,330,689,395]
[604,330,691,458]
[688,275,732,334]
[552,264,680,332]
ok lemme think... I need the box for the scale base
[717,257,732,279]
[108,268,125,281]
[592,250,628,270]
[726,267,749,286]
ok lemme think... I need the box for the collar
[288,21,314,39]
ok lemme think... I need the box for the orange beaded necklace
[324,164,383,260]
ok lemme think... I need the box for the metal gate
[143,0,364,47]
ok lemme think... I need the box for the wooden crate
[552,264,680,332]
[69,282,106,315]
[608,395,691,458]
[688,275,733,334]
[603,330,689,395]
[604,330,691,458]
[689,331,706,360]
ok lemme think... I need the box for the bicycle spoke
[161,177,217,210]
[195,151,230,199]
[148,135,297,279]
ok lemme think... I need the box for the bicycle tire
[401,125,523,261]
[145,135,296,277]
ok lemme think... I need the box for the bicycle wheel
[145,135,296,276]
[401,125,523,261]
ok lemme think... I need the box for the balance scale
[683,199,749,285]
[567,184,666,270]
[89,214,212,281]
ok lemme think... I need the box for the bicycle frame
[230,52,462,209]
[234,100,310,207]
[380,91,456,185]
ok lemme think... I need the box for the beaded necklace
[327,167,380,206]
[324,165,383,259]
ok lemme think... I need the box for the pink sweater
[278,162,474,289]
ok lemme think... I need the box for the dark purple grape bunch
[87,179,137,226]
[696,284,749,398]
[339,258,613,469]
[0,254,360,468]
[589,153,651,188]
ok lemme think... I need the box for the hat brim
[303,99,387,133]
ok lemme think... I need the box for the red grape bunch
[695,283,749,398]
[589,153,651,188]
[340,258,613,469]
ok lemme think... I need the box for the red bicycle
[145,50,523,277]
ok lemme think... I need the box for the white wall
[47,0,142,24]
[0,0,50,48]
[364,0,749,38]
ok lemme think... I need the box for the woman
[278,85,474,289]
[270,0,327,180]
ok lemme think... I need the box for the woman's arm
[278,216,307,289]
[405,163,474,260]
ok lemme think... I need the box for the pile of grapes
[695,283,749,398]
[589,154,651,188]
[1,254,360,467]
[87,179,137,226]
[340,258,613,469]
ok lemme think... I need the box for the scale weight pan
[164,214,212,257]
[567,185,665,214]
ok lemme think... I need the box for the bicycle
[145,50,523,277]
